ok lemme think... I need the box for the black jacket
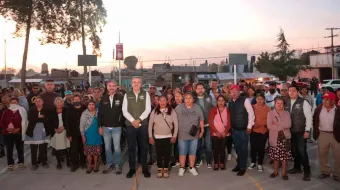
[66,106,86,137]
[98,93,125,128]
[26,107,52,137]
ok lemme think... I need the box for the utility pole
[325,27,340,79]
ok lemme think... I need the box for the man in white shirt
[265,82,280,109]
[122,76,151,178]
[285,86,313,181]
[313,92,340,182]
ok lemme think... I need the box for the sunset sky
[1,0,340,73]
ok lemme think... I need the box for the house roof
[9,79,43,83]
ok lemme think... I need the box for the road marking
[231,152,264,190]
[132,166,142,190]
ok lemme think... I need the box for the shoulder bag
[184,105,200,137]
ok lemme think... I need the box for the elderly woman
[80,100,102,174]
[13,88,29,112]
[25,96,51,170]
[0,97,27,171]
[208,95,231,170]
[175,93,204,176]
[267,97,292,180]
[50,97,70,169]
[149,95,179,178]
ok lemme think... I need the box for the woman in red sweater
[208,95,231,170]
[0,97,27,171]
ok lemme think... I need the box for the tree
[40,0,107,82]
[0,0,66,88]
[124,56,138,70]
[255,29,309,80]
[254,51,274,73]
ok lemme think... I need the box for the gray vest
[285,97,306,133]
[125,90,148,126]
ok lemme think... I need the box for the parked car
[321,79,340,91]
[298,78,312,89]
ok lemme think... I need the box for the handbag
[184,105,200,137]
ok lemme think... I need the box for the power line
[325,27,340,79]
[97,46,327,64]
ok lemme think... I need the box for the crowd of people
[0,77,339,182]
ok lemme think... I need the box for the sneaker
[257,165,263,172]
[115,165,122,175]
[207,164,212,169]
[171,161,180,167]
[189,167,199,176]
[102,165,114,174]
[227,154,232,161]
[248,163,256,169]
[157,168,163,178]
[163,169,169,178]
[7,165,14,171]
[18,163,25,169]
[195,160,202,168]
[178,168,185,176]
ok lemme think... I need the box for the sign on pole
[116,43,124,60]
[229,53,248,65]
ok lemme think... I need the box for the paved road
[0,142,339,190]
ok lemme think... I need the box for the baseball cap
[230,84,240,91]
[65,90,72,95]
[281,84,288,91]
[322,92,336,101]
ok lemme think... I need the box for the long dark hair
[154,95,173,115]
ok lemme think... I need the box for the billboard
[229,53,248,65]
[116,43,124,60]
[78,55,97,66]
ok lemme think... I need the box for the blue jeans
[232,129,249,170]
[103,127,122,167]
[178,139,198,155]
[196,127,212,164]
